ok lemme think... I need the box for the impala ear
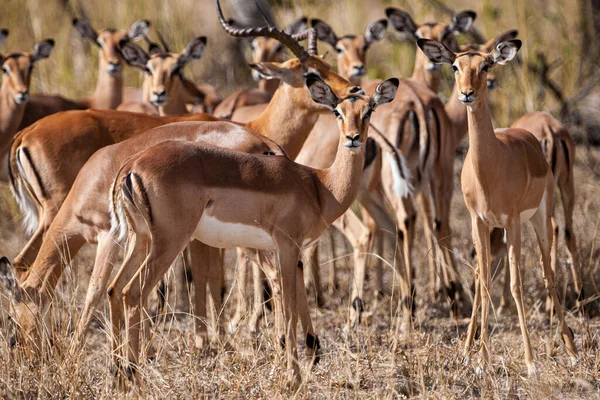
[484,29,518,52]
[31,39,55,62]
[311,19,338,48]
[448,10,476,34]
[491,40,521,65]
[0,29,9,48]
[249,62,285,80]
[385,8,417,38]
[177,36,207,69]
[73,18,99,45]
[370,77,398,109]
[285,17,308,35]
[417,38,456,65]
[127,19,150,41]
[119,41,150,70]
[364,19,388,45]
[0,257,21,303]
[306,77,340,110]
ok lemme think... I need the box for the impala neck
[158,79,190,116]
[258,78,280,97]
[411,53,441,93]
[90,56,124,109]
[466,97,499,180]
[446,84,468,146]
[247,83,319,159]
[317,137,365,225]
[0,83,26,155]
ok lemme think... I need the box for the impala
[5,12,361,349]
[17,19,149,130]
[107,77,398,387]
[0,38,54,182]
[418,38,577,375]
[213,17,307,119]
[116,36,208,116]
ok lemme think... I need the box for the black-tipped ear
[0,29,8,48]
[177,36,207,68]
[491,40,521,65]
[286,17,308,35]
[306,78,339,110]
[127,19,150,41]
[484,29,519,52]
[249,62,278,80]
[385,8,417,38]
[448,10,476,34]
[31,39,55,62]
[73,18,99,45]
[119,41,150,70]
[311,19,338,48]
[417,38,456,65]
[365,19,388,45]
[370,77,398,108]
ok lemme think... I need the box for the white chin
[14,97,25,104]
[344,142,362,151]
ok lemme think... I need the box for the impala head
[0,39,54,105]
[311,18,387,85]
[73,18,149,75]
[418,38,522,107]
[307,77,398,151]
[119,36,206,107]
[217,0,361,106]
[249,17,307,81]
[386,8,475,76]
[458,30,519,89]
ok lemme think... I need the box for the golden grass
[1,0,599,398]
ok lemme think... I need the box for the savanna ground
[1,0,600,398]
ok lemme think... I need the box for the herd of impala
[0,0,586,390]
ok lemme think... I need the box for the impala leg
[326,227,338,292]
[417,192,439,299]
[464,267,481,357]
[13,209,55,282]
[230,248,250,332]
[248,258,268,334]
[469,217,491,371]
[275,239,301,390]
[296,260,320,364]
[559,177,582,308]
[107,232,149,376]
[505,220,536,376]
[188,240,209,349]
[207,247,225,341]
[74,232,120,350]
[531,195,578,362]
[305,243,324,308]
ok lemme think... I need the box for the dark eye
[335,47,343,54]
[451,65,458,72]
[2,65,8,74]
[333,109,341,118]
[481,64,490,72]
[363,109,373,120]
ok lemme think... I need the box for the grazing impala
[0,38,54,182]
[213,17,307,119]
[106,77,398,388]
[17,19,150,131]
[116,36,208,115]
[5,12,361,350]
[418,38,577,375]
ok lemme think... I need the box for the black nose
[346,134,360,141]
[461,89,474,97]
[153,90,166,97]
[19,90,29,96]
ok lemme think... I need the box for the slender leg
[559,177,582,308]
[505,220,536,376]
[207,247,225,340]
[73,233,120,349]
[296,260,321,364]
[530,190,577,361]
[13,209,55,282]
[248,257,267,333]
[229,248,251,332]
[188,240,209,349]
[417,192,439,299]
[325,227,338,293]
[305,244,324,308]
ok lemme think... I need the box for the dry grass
[1,0,600,398]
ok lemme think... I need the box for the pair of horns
[216,0,316,62]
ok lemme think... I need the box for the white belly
[193,215,275,251]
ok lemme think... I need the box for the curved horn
[156,30,171,53]
[216,0,311,61]
[291,28,317,56]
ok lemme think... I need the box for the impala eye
[481,64,490,72]
[335,47,343,54]
[333,109,341,118]
[2,66,8,74]
[363,109,373,119]
[451,65,458,72]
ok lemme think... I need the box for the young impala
[107,77,398,388]
[418,37,577,376]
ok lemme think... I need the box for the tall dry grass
[1,0,600,398]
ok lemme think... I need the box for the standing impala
[107,77,398,388]
[17,19,149,130]
[417,38,577,375]
[0,38,54,182]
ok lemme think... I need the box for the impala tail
[109,163,153,242]
[369,127,412,198]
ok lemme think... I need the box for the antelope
[106,76,399,387]
[0,38,54,182]
[5,15,360,349]
[116,36,208,116]
[489,112,582,313]
[17,19,150,130]
[417,38,577,375]
[213,17,307,119]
